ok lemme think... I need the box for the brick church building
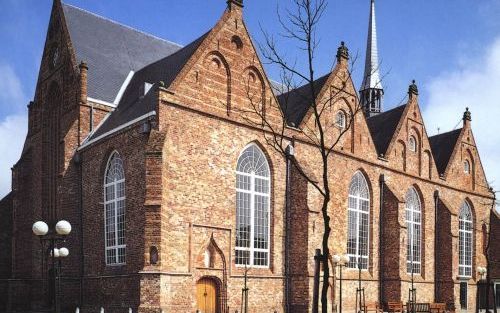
[0,0,498,312]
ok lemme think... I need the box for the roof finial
[409,79,418,96]
[463,107,471,121]
[360,0,384,117]
[336,41,349,62]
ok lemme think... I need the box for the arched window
[464,160,471,174]
[459,202,473,277]
[409,136,417,152]
[104,152,126,265]
[406,187,421,274]
[346,172,370,269]
[335,111,346,129]
[235,144,270,267]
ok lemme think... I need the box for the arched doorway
[196,277,219,313]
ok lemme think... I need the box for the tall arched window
[104,152,126,265]
[235,144,270,267]
[459,202,473,277]
[346,172,370,269]
[406,187,422,274]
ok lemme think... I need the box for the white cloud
[0,63,27,199]
[423,37,500,211]
[0,114,27,199]
[0,63,26,106]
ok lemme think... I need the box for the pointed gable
[376,83,440,178]
[429,128,462,175]
[155,0,288,125]
[435,111,490,192]
[366,104,406,156]
[62,3,182,103]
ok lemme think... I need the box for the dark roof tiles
[88,32,209,141]
[429,128,462,174]
[276,74,330,127]
[62,3,182,103]
[366,104,406,155]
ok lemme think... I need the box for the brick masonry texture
[0,1,498,313]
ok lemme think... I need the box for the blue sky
[1,0,500,208]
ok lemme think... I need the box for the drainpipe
[285,141,295,313]
[378,174,385,306]
[284,142,294,313]
[74,152,84,309]
[434,190,439,302]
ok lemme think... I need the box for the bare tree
[231,0,377,312]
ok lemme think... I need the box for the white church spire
[360,0,384,117]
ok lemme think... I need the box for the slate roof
[366,104,406,155]
[62,3,182,103]
[276,74,330,127]
[65,1,463,175]
[429,128,462,174]
[89,32,209,139]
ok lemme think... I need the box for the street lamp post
[356,259,365,313]
[408,258,416,313]
[32,220,71,313]
[333,254,350,313]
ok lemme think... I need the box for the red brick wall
[0,192,12,310]
[289,163,311,312]
[489,210,500,280]
[79,124,149,312]
[435,198,455,309]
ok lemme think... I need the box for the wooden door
[196,278,218,313]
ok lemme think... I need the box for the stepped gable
[429,128,462,175]
[62,3,182,103]
[276,74,330,127]
[366,104,406,156]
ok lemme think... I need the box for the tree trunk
[321,197,331,313]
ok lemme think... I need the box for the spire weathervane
[360,0,384,117]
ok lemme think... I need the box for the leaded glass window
[460,282,468,309]
[459,201,473,277]
[406,187,421,274]
[235,144,270,267]
[464,160,471,174]
[346,172,370,269]
[104,152,126,265]
[409,136,417,152]
[335,111,346,129]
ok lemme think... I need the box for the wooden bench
[406,302,431,313]
[387,301,404,313]
[429,303,446,313]
[363,302,383,313]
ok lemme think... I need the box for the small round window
[409,136,417,152]
[464,160,471,174]
[335,111,346,129]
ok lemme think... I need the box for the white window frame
[104,152,126,266]
[458,201,473,278]
[235,144,271,268]
[406,187,421,274]
[346,172,370,270]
